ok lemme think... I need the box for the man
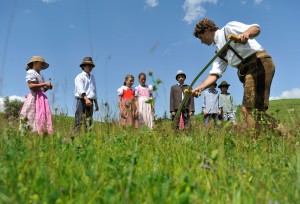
[192,18,275,129]
[74,57,99,133]
[170,70,195,130]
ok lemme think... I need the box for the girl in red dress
[117,74,138,128]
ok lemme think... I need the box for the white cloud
[41,0,57,4]
[0,96,25,112]
[145,0,159,8]
[270,88,300,100]
[254,0,263,5]
[183,0,218,24]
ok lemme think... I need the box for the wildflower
[62,137,68,143]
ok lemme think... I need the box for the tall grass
[0,107,299,203]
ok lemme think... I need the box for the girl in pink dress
[135,73,154,129]
[117,74,138,128]
[19,56,53,135]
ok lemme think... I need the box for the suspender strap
[228,45,244,61]
[217,50,228,63]
[218,30,244,62]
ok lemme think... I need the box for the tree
[3,97,24,119]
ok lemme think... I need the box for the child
[170,70,195,130]
[202,83,222,127]
[19,56,53,135]
[74,57,99,133]
[218,81,237,126]
[117,74,138,128]
[135,73,154,129]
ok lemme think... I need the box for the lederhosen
[217,30,275,111]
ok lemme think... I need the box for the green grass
[268,98,300,122]
[0,99,300,203]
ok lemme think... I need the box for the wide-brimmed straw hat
[80,57,95,68]
[26,56,49,70]
[218,81,230,88]
[175,70,186,80]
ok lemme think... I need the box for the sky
[1,0,300,120]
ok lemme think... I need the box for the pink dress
[135,85,154,129]
[19,69,52,135]
[117,86,138,128]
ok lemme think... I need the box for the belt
[238,50,270,69]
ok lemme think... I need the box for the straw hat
[175,70,186,80]
[26,56,49,70]
[218,81,230,88]
[80,57,95,68]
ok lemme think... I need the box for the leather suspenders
[217,30,244,63]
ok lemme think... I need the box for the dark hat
[175,70,186,80]
[80,57,95,68]
[218,81,230,88]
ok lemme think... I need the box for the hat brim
[80,63,95,68]
[218,84,230,88]
[26,62,49,70]
[42,63,49,69]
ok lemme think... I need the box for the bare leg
[241,106,255,129]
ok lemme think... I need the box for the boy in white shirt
[74,57,99,133]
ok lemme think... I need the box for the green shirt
[220,93,236,113]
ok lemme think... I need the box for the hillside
[193,98,300,122]
[267,98,300,122]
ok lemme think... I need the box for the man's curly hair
[193,18,219,38]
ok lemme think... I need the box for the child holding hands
[118,74,138,128]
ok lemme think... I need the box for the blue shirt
[202,89,222,114]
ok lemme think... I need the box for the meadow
[0,99,300,204]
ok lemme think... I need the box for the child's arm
[230,95,237,112]
[94,99,99,111]
[170,86,175,116]
[28,80,52,91]
[217,93,222,115]
[134,96,139,118]
[202,93,207,115]
[118,96,122,108]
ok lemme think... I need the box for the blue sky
[0,0,299,120]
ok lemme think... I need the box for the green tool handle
[173,34,238,126]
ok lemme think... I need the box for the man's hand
[85,98,93,107]
[217,109,222,115]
